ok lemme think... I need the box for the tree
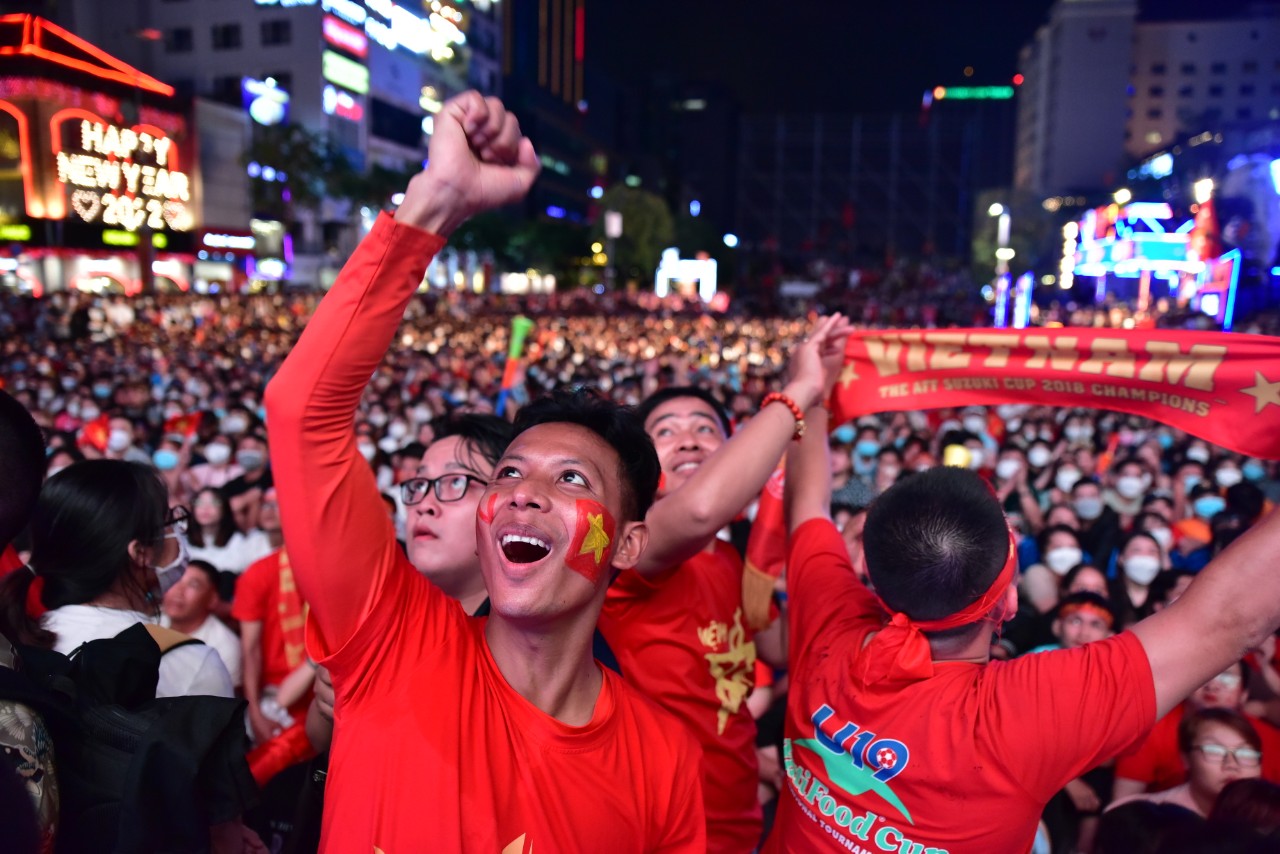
[243,123,355,223]
[591,185,675,281]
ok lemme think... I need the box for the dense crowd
[3,92,1280,854]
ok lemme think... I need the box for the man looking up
[266,92,703,852]
[600,316,848,852]
[771,373,1280,851]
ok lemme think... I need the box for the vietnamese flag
[829,328,1280,460]
[164,411,203,438]
[78,413,110,452]
[742,463,786,631]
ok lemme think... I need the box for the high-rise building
[1015,0,1280,197]
[1014,0,1139,196]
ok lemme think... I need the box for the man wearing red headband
[768,394,1280,852]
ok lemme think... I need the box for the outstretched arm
[1132,508,1280,718]
[265,93,539,650]
[634,316,851,577]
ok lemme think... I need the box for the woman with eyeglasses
[0,460,233,698]
[1108,708,1263,818]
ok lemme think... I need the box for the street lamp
[989,203,1012,328]
[1193,178,1214,205]
[1113,188,1132,205]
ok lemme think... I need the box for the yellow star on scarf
[578,513,611,564]
[1241,371,1280,414]
[839,362,859,388]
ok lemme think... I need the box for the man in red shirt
[267,92,704,852]
[600,330,845,854]
[1113,658,1280,798]
[769,388,1280,852]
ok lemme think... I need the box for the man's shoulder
[241,547,284,578]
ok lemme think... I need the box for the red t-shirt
[268,213,705,852]
[1115,703,1280,790]
[766,519,1157,853]
[601,540,762,853]
[231,548,307,689]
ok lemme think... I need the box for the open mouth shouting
[500,532,552,564]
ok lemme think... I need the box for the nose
[507,477,549,512]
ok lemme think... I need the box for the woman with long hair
[187,487,272,575]
[0,460,233,698]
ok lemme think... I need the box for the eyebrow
[647,411,722,429]
[500,454,604,477]
[415,461,486,478]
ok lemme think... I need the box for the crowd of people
[2,92,1280,853]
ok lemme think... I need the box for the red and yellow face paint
[478,492,500,525]
[565,499,616,584]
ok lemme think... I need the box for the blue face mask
[1193,495,1226,520]
[153,449,180,471]
[92,383,112,399]
[833,425,856,444]
[1244,462,1266,482]
[1157,433,1174,450]
[855,440,880,459]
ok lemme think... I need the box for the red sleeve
[264,213,451,666]
[786,518,882,665]
[0,545,22,574]
[1114,724,1166,784]
[983,631,1158,801]
[230,557,270,622]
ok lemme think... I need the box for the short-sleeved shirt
[600,541,762,853]
[231,548,306,690]
[1115,703,1280,790]
[767,518,1157,853]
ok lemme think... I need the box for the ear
[126,538,150,568]
[609,520,648,573]
[999,582,1018,623]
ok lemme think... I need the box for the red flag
[164,411,203,438]
[78,413,110,452]
[829,328,1280,459]
[743,463,786,631]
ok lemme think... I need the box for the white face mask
[155,531,191,597]
[963,415,986,435]
[1028,446,1052,469]
[1149,527,1173,551]
[1123,554,1161,586]
[1115,475,1146,500]
[1215,468,1243,488]
[107,428,133,453]
[1075,496,1103,521]
[967,449,985,470]
[387,421,409,440]
[996,459,1021,481]
[377,436,399,455]
[1056,469,1082,492]
[1044,546,1083,576]
[1186,446,1210,464]
[204,443,231,465]
[358,442,377,462]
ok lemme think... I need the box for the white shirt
[189,529,274,575]
[42,605,234,699]
[161,613,243,688]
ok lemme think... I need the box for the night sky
[593,0,1275,115]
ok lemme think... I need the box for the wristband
[762,392,806,441]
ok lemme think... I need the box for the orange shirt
[601,541,763,853]
[231,548,306,689]
[267,213,705,852]
[767,519,1157,853]
[1115,702,1280,789]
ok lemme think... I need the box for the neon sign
[931,86,1015,101]
[322,85,364,121]
[54,116,192,232]
[323,15,368,57]
[242,77,290,126]
[322,50,369,94]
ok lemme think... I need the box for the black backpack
[1,622,258,854]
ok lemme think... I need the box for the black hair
[186,559,221,591]
[395,441,427,461]
[1095,801,1205,854]
[434,413,516,469]
[1070,477,1102,495]
[0,460,168,648]
[1178,706,1259,756]
[1119,530,1162,556]
[635,386,733,437]
[1037,523,1082,555]
[1149,568,1195,607]
[0,389,45,549]
[1062,562,1105,591]
[863,467,1010,627]
[1226,482,1266,524]
[514,387,659,522]
[188,487,238,549]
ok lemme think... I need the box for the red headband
[855,529,1019,686]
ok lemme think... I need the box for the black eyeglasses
[401,474,487,506]
[164,505,191,534]
[1194,744,1262,767]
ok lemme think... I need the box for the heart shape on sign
[71,190,102,222]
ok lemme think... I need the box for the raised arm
[265,93,538,649]
[785,406,832,533]
[634,315,849,577]
[1131,507,1280,718]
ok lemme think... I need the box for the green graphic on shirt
[792,738,913,824]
